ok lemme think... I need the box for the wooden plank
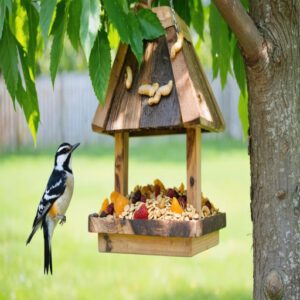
[191,231,219,256]
[166,27,203,125]
[140,36,182,129]
[97,231,219,256]
[115,132,129,195]
[183,42,225,132]
[106,49,141,131]
[186,127,201,212]
[89,213,226,237]
[92,44,128,132]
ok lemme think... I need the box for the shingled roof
[92,6,225,136]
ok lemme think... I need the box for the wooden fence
[0,71,243,151]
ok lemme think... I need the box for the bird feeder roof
[92,6,225,136]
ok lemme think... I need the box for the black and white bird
[26,142,80,274]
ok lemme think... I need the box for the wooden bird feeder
[88,6,226,256]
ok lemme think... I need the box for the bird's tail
[43,221,53,275]
[26,223,40,245]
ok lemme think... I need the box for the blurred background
[0,31,252,299]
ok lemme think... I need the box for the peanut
[125,66,133,89]
[138,83,159,97]
[170,32,184,60]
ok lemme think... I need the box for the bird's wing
[32,169,67,227]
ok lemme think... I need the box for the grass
[0,137,252,300]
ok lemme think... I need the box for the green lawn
[0,137,252,300]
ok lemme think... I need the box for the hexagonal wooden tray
[88,213,226,256]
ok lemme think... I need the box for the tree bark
[214,0,300,298]
[248,1,300,298]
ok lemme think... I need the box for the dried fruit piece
[178,182,185,194]
[99,198,109,214]
[131,190,141,204]
[202,205,210,217]
[140,194,146,203]
[177,195,187,209]
[154,179,165,191]
[100,211,108,218]
[166,188,175,198]
[171,197,184,214]
[133,204,149,219]
[110,191,120,203]
[114,194,129,216]
[154,185,161,197]
[106,203,115,215]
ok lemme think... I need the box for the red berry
[133,204,149,220]
[106,203,114,215]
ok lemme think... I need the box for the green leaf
[68,0,82,50]
[103,0,129,44]
[4,0,12,13]
[0,21,19,100]
[173,0,191,25]
[0,1,6,39]
[190,0,204,39]
[22,0,39,78]
[233,43,246,96]
[89,29,111,105]
[80,0,100,60]
[238,91,249,138]
[127,12,143,64]
[50,0,68,85]
[40,0,57,42]
[17,43,40,144]
[136,8,164,40]
[209,4,231,88]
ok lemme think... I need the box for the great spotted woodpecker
[26,142,80,274]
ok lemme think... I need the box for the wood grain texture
[183,41,225,131]
[186,128,201,212]
[92,44,128,132]
[97,231,219,256]
[166,27,202,125]
[89,213,226,237]
[92,7,225,135]
[106,49,141,131]
[115,132,129,196]
[140,36,182,129]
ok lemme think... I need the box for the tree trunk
[247,1,300,298]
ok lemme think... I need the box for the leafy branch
[0,0,250,143]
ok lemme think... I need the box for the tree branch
[213,0,265,62]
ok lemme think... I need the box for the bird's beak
[71,143,80,152]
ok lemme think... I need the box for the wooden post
[115,132,129,195]
[186,127,201,212]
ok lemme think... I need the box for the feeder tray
[89,6,226,256]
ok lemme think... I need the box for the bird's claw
[58,215,66,225]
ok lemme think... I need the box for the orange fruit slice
[171,197,184,214]
[99,198,109,214]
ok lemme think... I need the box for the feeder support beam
[115,132,129,195]
[212,0,265,63]
[186,128,201,212]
